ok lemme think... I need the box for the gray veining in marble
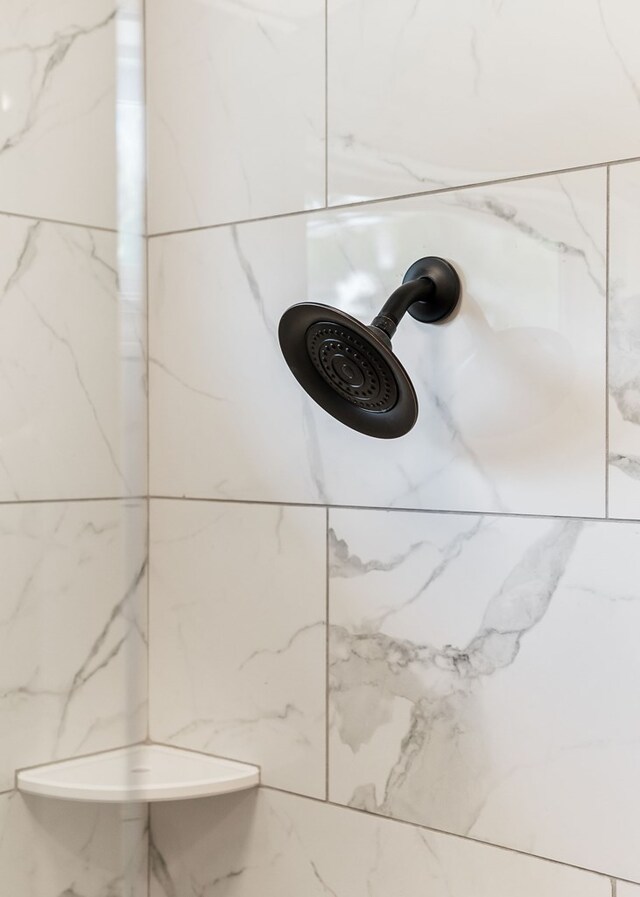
[0,500,147,791]
[327,0,640,205]
[149,789,609,897]
[0,791,147,897]
[329,508,640,879]
[149,499,326,797]
[608,161,640,518]
[0,215,146,500]
[0,0,118,227]
[150,169,606,517]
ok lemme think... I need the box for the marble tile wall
[327,0,640,205]
[0,0,148,894]
[0,792,147,897]
[0,214,146,500]
[145,0,640,894]
[146,0,325,233]
[0,497,148,895]
[149,169,606,516]
[149,499,326,797]
[0,500,147,793]
[328,508,640,880]
[609,161,640,517]
[149,790,611,897]
[0,0,118,229]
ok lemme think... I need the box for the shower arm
[369,256,461,342]
[370,278,435,340]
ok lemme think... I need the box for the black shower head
[279,303,417,438]
[278,257,461,439]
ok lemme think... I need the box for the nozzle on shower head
[278,257,461,439]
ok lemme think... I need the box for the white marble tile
[0,0,117,228]
[0,791,147,897]
[116,0,146,241]
[328,508,640,880]
[0,216,146,500]
[609,162,640,518]
[150,788,609,897]
[618,885,640,896]
[146,0,325,234]
[0,500,147,793]
[327,0,640,205]
[150,168,606,517]
[148,499,326,797]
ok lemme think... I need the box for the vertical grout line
[146,803,152,897]
[141,0,151,747]
[325,504,330,801]
[146,236,151,734]
[140,0,152,892]
[324,0,329,208]
[145,226,151,748]
[605,164,611,519]
[611,879,617,897]
[143,2,151,244]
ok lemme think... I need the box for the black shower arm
[370,277,435,340]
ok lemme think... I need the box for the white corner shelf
[17,744,260,803]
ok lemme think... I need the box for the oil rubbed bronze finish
[278,257,461,438]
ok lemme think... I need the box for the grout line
[0,208,119,233]
[146,264,151,745]
[324,0,329,208]
[146,153,640,239]
[0,496,146,506]
[146,802,151,897]
[147,493,640,526]
[605,165,611,519]
[141,0,153,761]
[145,233,151,744]
[144,91,151,752]
[258,784,632,885]
[611,879,618,897]
[150,740,263,779]
[143,0,151,243]
[146,487,152,745]
[324,505,330,802]
[142,0,152,752]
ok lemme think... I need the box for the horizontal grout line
[3,769,637,886]
[150,740,263,777]
[0,495,148,507]
[5,155,636,242]
[0,208,120,234]
[147,153,640,239]
[147,494,640,527]
[258,784,639,886]
[148,202,325,239]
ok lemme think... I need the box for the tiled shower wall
[146,1,640,896]
[0,1,148,893]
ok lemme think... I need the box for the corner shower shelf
[16,744,260,803]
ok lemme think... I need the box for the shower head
[279,304,415,438]
[278,256,461,439]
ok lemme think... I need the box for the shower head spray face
[279,304,416,438]
[278,257,461,439]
